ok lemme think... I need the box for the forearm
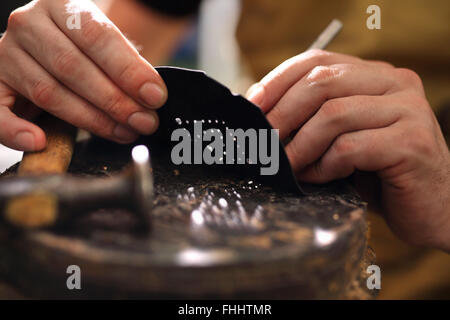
[382,166,450,253]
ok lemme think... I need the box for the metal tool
[307,19,342,51]
[1,145,154,231]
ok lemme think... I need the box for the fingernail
[128,112,157,135]
[113,124,138,142]
[139,82,166,108]
[246,83,264,106]
[14,132,35,151]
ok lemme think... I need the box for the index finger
[46,0,167,109]
[247,50,365,112]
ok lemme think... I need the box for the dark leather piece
[147,67,304,194]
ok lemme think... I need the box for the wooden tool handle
[5,113,77,228]
[18,113,77,176]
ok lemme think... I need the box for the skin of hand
[247,49,450,252]
[0,0,168,151]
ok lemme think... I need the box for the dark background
[1,1,29,32]
[0,0,201,32]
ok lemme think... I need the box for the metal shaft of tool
[307,19,343,50]
[131,145,153,231]
[284,19,343,145]
[0,174,132,222]
[0,146,154,230]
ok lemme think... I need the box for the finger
[296,127,403,183]
[1,45,138,143]
[246,49,389,112]
[14,15,157,135]
[0,82,44,151]
[285,94,404,172]
[46,0,167,108]
[267,63,405,139]
[0,106,46,151]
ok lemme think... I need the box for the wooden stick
[18,114,76,176]
[5,113,77,228]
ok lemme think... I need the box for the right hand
[0,0,168,151]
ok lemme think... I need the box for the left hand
[247,49,450,251]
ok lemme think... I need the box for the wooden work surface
[0,138,376,299]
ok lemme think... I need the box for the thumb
[0,105,46,151]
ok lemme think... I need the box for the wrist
[433,166,450,252]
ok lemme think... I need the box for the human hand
[247,49,450,251]
[0,0,167,151]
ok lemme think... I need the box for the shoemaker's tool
[4,113,77,228]
[0,67,373,299]
[307,19,342,51]
[0,145,153,230]
[284,19,343,145]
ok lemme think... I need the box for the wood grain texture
[18,113,76,176]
